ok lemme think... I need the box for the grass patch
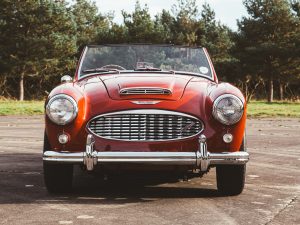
[0,100,44,116]
[247,101,300,118]
[0,100,299,117]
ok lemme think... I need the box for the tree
[236,0,298,102]
[97,23,129,44]
[122,1,159,43]
[170,0,201,45]
[199,3,235,80]
[0,0,77,100]
[154,10,174,43]
[71,0,110,51]
[108,0,235,83]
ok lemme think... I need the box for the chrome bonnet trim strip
[131,101,161,105]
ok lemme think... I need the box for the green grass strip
[0,100,299,117]
[0,100,44,116]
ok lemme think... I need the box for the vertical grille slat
[88,110,203,141]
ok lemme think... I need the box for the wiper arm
[135,67,162,71]
[172,70,209,77]
[82,68,119,74]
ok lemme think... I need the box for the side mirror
[61,75,73,83]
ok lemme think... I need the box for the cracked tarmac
[0,116,299,225]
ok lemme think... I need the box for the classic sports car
[43,44,249,195]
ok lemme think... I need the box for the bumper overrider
[43,134,249,171]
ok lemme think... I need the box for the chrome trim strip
[209,152,249,165]
[203,47,215,81]
[77,46,88,79]
[97,152,196,165]
[86,109,204,142]
[131,101,161,105]
[43,151,84,163]
[89,109,200,119]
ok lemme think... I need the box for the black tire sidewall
[216,136,247,196]
[43,132,73,193]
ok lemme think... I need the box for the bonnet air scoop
[100,73,193,101]
[119,87,172,95]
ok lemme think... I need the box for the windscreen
[79,45,212,78]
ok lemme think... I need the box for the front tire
[216,137,247,196]
[43,131,73,193]
[216,164,245,196]
[44,163,73,194]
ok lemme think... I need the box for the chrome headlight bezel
[46,94,78,125]
[212,94,244,125]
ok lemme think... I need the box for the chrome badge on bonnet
[131,101,161,105]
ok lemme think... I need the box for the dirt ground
[0,116,299,225]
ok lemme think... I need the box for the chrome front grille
[88,110,203,141]
[119,88,172,95]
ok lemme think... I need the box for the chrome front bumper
[43,134,249,171]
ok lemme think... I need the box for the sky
[69,0,247,30]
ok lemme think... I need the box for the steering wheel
[101,64,126,71]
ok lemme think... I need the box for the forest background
[0,0,299,102]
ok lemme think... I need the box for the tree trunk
[245,82,248,102]
[19,74,24,101]
[268,77,273,103]
[279,82,284,101]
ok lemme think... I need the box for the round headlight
[212,94,244,125]
[46,94,78,125]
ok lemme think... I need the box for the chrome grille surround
[87,110,203,141]
[119,87,172,95]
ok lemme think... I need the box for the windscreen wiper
[135,67,162,71]
[82,68,120,74]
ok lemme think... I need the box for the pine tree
[71,0,110,51]
[237,0,298,102]
[122,1,157,43]
[0,0,77,100]
[199,3,234,78]
[170,0,200,45]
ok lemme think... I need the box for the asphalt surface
[0,116,299,225]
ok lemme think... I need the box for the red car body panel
[45,48,246,155]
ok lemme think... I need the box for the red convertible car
[43,44,249,195]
